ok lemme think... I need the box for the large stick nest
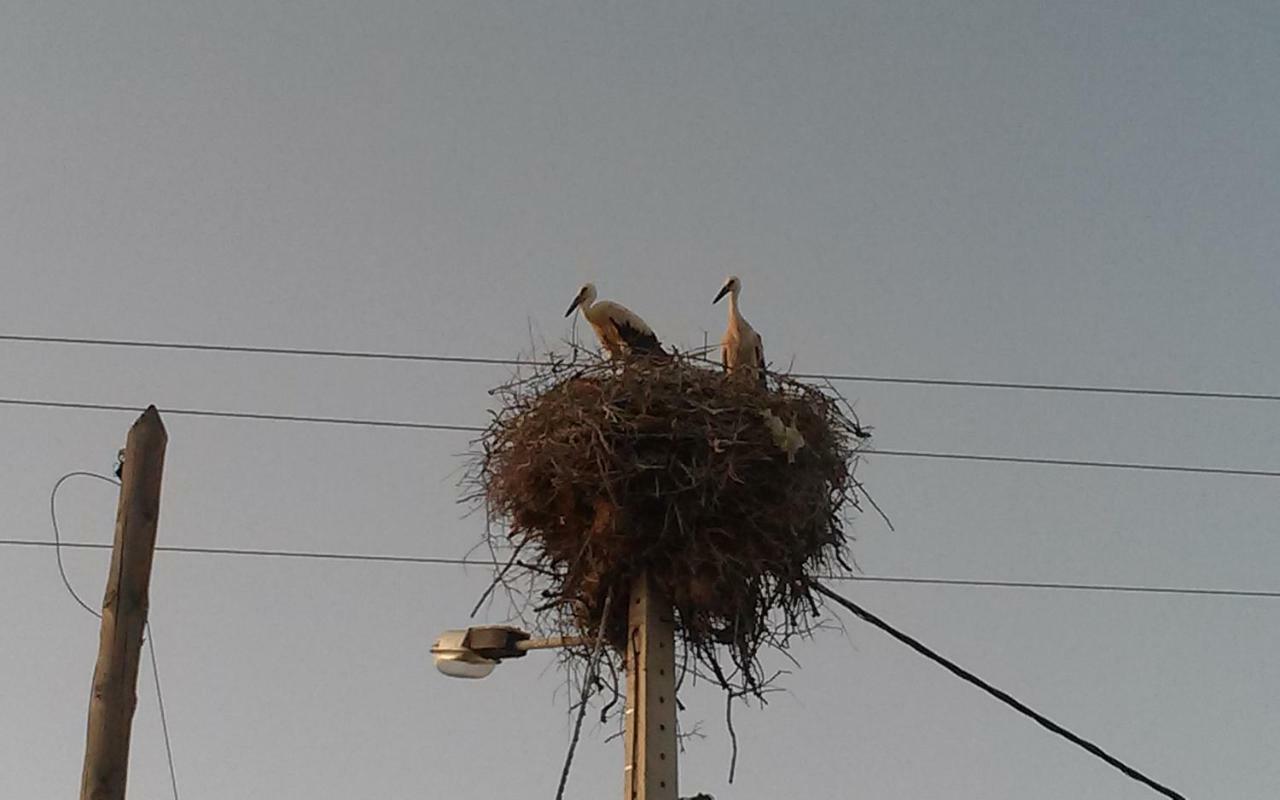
[467,350,871,698]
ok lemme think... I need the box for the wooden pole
[80,406,168,800]
[623,572,678,800]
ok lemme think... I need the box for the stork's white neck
[726,288,741,318]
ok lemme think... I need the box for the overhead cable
[812,581,1187,799]
[4,396,1277,479]
[3,333,1277,402]
[12,539,1277,599]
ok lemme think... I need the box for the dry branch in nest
[466,350,871,701]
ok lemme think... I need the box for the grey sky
[2,1,1277,797]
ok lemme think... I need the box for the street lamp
[433,577,677,799]
[431,625,583,679]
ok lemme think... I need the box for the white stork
[565,283,667,359]
[713,275,765,385]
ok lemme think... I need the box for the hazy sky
[2,2,1277,798]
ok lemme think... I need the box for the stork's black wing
[613,319,667,357]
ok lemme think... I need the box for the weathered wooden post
[80,406,168,800]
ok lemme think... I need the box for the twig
[852,478,894,532]
[470,539,528,618]
[725,693,739,784]
[554,589,614,800]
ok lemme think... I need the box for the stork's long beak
[565,294,584,317]
[712,284,731,304]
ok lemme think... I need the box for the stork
[565,283,667,359]
[713,275,765,386]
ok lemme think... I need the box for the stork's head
[713,275,741,304]
[565,283,597,317]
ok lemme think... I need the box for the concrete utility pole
[80,406,168,800]
[623,572,678,800]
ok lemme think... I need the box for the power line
[812,581,1187,800]
[5,395,1279,479]
[145,625,180,800]
[873,448,1280,479]
[4,332,1278,403]
[50,471,116,618]
[792,369,1280,403]
[0,397,481,433]
[14,486,1261,800]
[0,334,532,366]
[10,538,1278,599]
[10,538,489,566]
[838,573,1280,600]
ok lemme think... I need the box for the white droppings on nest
[760,409,806,463]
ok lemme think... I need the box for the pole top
[131,405,167,441]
